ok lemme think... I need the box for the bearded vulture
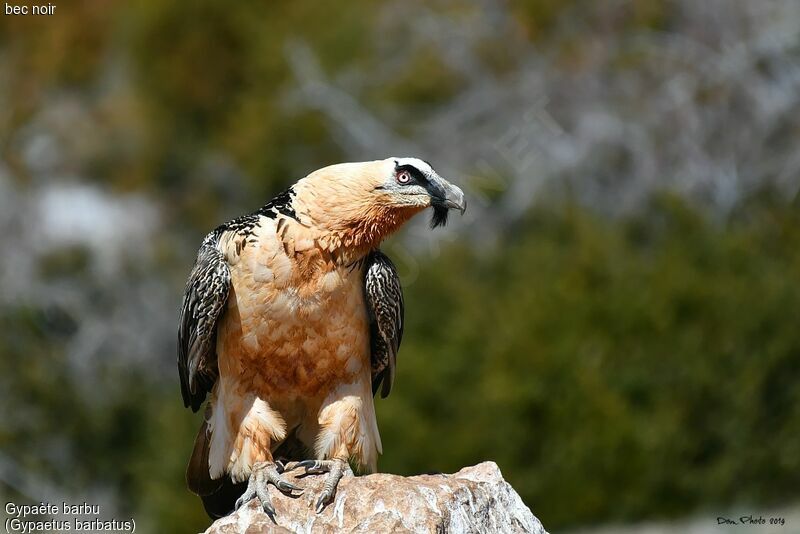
[178,158,465,517]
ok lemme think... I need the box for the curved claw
[317,459,344,513]
[297,460,328,474]
[315,496,326,513]
[274,479,304,493]
[278,458,348,513]
[234,483,255,511]
[255,472,275,516]
[234,461,304,517]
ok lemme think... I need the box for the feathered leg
[281,378,375,513]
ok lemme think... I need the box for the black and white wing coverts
[178,238,231,412]
[364,250,404,398]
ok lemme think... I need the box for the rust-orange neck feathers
[280,160,423,270]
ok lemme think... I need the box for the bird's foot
[234,461,304,516]
[283,458,351,512]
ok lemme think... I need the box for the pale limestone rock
[204,461,547,534]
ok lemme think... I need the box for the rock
[203,461,547,534]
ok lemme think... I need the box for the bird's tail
[200,479,246,519]
[186,410,220,496]
[186,411,245,518]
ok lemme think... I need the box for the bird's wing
[364,249,404,398]
[178,237,231,412]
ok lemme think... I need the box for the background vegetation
[1,1,799,532]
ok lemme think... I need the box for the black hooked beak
[427,173,466,228]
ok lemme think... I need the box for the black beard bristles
[430,205,449,228]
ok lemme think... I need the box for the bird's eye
[396,170,412,185]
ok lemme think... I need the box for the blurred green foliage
[380,193,800,527]
[1,1,799,532]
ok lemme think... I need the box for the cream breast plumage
[177,157,465,518]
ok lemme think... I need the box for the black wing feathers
[178,238,231,412]
[178,188,295,413]
[364,250,404,398]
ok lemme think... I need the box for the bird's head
[295,157,466,252]
[374,157,466,228]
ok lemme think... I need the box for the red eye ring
[396,170,411,184]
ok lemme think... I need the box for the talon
[259,497,275,516]
[275,480,304,493]
[235,476,257,510]
[299,460,326,474]
[309,459,347,513]
[315,495,327,514]
[261,499,275,516]
[280,461,303,472]
[297,459,319,469]
[277,458,347,512]
[235,461,304,517]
